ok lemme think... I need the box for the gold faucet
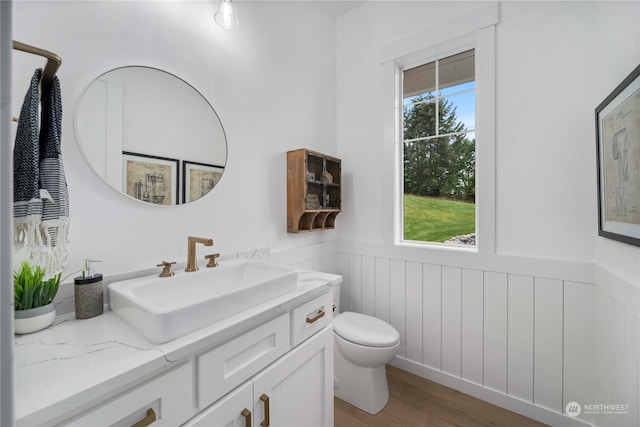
[186,236,213,272]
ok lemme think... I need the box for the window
[382,4,496,252]
[401,49,476,246]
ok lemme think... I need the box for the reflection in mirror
[75,66,227,205]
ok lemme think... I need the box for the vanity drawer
[198,313,290,409]
[291,291,333,347]
[64,362,193,427]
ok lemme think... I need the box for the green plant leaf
[13,260,60,310]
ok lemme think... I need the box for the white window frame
[380,4,497,254]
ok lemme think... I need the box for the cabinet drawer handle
[241,408,252,427]
[260,394,270,427]
[132,408,156,427]
[306,310,325,324]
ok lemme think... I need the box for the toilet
[330,281,400,414]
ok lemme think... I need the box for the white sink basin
[109,259,299,343]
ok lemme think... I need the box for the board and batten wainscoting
[274,240,639,427]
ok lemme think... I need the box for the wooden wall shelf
[287,149,341,233]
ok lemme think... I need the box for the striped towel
[39,72,70,274]
[14,69,45,266]
[14,68,69,276]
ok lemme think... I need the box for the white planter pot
[14,303,56,334]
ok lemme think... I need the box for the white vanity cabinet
[186,326,333,427]
[15,271,340,427]
[187,291,333,427]
[252,326,333,427]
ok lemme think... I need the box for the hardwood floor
[334,365,549,427]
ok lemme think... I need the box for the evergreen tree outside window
[402,49,476,245]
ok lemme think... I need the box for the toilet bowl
[330,282,400,414]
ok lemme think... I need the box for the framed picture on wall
[122,151,179,206]
[183,160,224,203]
[595,63,640,247]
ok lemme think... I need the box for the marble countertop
[14,268,341,426]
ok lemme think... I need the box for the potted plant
[14,260,61,334]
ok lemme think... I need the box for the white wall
[9,1,640,426]
[336,1,640,426]
[337,0,640,263]
[11,0,340,278]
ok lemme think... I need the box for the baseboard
[389,356,591,427]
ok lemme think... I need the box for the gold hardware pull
[260,394,270,427]
[132,408,156,427]
[241,408,252,427]
[205,253,220,268]
[306,309,325,324]
[156,261,176,277]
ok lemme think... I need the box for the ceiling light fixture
[214,0,239,30]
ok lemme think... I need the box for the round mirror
[75,66,227,205]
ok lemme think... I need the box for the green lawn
[404,194,475,242]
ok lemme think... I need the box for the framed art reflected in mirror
[122,152,179,206]
[183,161,224,203]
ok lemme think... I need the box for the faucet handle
[205,253,220,268]
[157,261,176,277]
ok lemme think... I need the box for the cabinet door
[252,327,333,427]
[184,381,253,427]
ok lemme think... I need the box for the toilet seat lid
[333,312,400,347]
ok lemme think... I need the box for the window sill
[395,240,478,254]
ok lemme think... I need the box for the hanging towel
[13,68,70,276]
[14,69,46,265]
[39,73,70,274]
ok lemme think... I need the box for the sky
[403,81,476,137]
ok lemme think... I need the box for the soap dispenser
[74,259,103,319]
